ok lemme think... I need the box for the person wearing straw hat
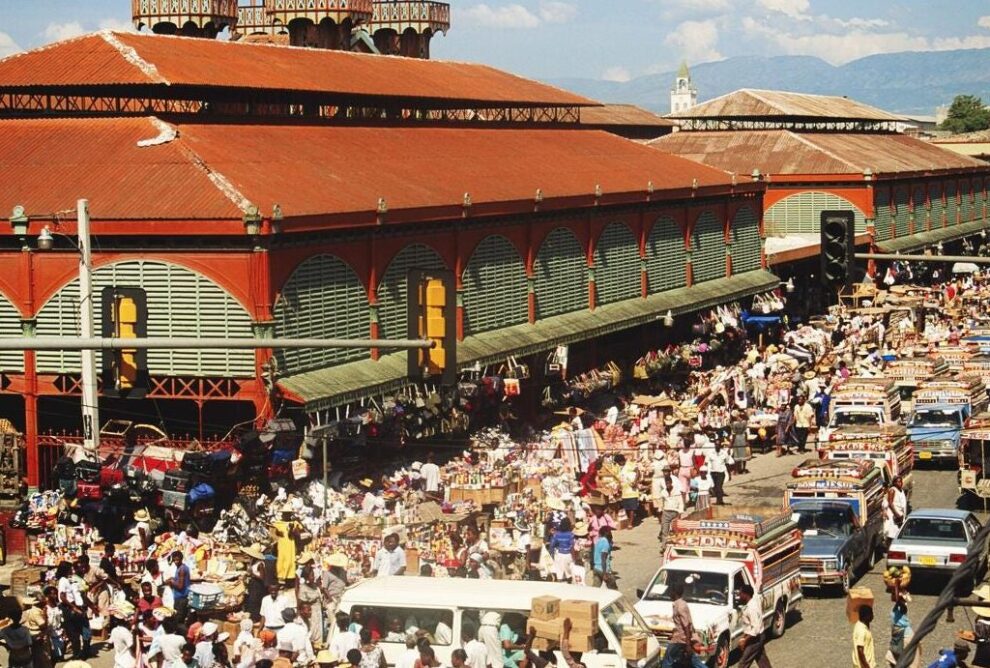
[20,592,52,668]
[130,508,153,549]
[317,648,341,667]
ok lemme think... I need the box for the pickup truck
[818,379,902,445]
[818,405,886,445]
[635,507,802,668]
[785,459,886,594]
[907,403,968,464]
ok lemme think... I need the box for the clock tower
[670,61,697,114]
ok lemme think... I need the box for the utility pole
[77,200,100,452]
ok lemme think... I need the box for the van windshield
[601,597,651,640]
[833,411,882,427]
[910,410,962,428]
[642,569,730,606]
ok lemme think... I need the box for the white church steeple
[670,60,697,113]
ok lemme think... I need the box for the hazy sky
[2,1,989,81]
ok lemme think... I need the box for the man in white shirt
[479,610,504,668]
[260,584,289,630]
[373,532,407,576]
[148,619,186,665]
[396,636,421,668]
[277,608,315,664]
[463,628,489,668]
[793,395,816,454]
[420,453,441,494]
[330,616,360,660]
[658,470,684,545]
[737,584,772,667]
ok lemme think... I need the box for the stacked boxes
[527,596,599,652]
[846,587,874,623]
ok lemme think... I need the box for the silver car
[887,509,987,581]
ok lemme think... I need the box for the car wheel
[709,634,730,668]
[768,600,787,639]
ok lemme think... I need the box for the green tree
[940,94,990,134]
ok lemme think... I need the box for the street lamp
[37,226,53,251]
[662,310,674,328]
[784,277,795,293]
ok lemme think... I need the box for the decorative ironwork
[52,373,242,399]
[263,0,373,24]
[132,0,239,32]
[675,118,902,133]
[371,1,450,34]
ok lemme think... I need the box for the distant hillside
[551,48,990,117]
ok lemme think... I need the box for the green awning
[876,218,990,253]
[279,269,780,411]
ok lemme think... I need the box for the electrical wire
[895,519,990,667]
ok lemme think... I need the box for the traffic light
[101,287,149,398]
[820,210,855,290]
[407,269,456,386]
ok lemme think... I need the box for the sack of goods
[526,596,599,652]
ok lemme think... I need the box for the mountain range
[550,48,990,117]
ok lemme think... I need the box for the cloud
[538,1,577,24]
[459,4,541,29]
[98,17,137,32]
[658,0,733,17]
[43,21,87,41]
[601,66,631,83]
[756,0,810,20]
[0,32,21,58]
[664,19,723,66]
[979,16,990,30]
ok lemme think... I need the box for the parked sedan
[887,509,987,580]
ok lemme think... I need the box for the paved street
[612,454,985,667]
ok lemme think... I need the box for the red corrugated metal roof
[0,117,736,224]
[652,130,986,176]
[177,122,734,216]
[0,31,596,107]
[668,89,905,121]
[0,117,243,221]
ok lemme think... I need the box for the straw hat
[585,492,607,507]
[664,416,677,427]
[240,543,267,560]
[573,521,589,537]
[802,370,817,380]
[18,593,40,607]
[317,649,340,664]
[327,553,349,568]
[134,508,151,523]
[297,552,315,565]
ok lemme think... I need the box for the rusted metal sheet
[580,104,676,128]
[668,88,906,121]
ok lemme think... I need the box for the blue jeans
[662,643,708,668]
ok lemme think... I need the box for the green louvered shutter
[645,216,686,294]
[873,188,892,241]
[0,295,23,372]
[461,235,528,336]
[594,223,640,305]
[893,185,910,238]
[929,183,944,227]
[765,191,867,235]
[690,212,726,284]
[377,244,446,343]
[274,255,368,375]
[731,206,762,273]
[961,180,974,221]
[912,185,928,231]
[534,228,586,320]
[946,182,958,225]
[35,261,254,377]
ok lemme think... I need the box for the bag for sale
[100,466,124,488]
[75,459,101,483]
[181,451,212,475]
[291,458,310,481]
[504,378,521,397]
[76,482,103,500]
[188,482,216,504]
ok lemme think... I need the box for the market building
[653,89,990,310]
[0,31,773,491]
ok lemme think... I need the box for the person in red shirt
[137,581,163,617]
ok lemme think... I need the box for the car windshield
[833,411,881,427]
[644,569,730,605]
[601,598,651,641]
[794,508,853,537]
[910,410,962,428]
[899,518,967,542]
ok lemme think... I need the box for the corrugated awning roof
[876,219,990,253]
[0,31,597,108]
[650,129,986,176]
[0,117,741,223]
[580,104,676,128]
[279,269,780,410]
[668,89,906,122]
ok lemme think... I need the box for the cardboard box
[846,587,874,623]
[531,595,561,621]
[621,633,648,661]
[532,637,556,651]
[559,600,599,629]
[566,634,595,653]
[529,617,564,640]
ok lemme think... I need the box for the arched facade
[461,235,528,337]
[690,211,726,284]
[273,254,368,375]
[376,244,446,342]
[534,228,586,320]
[645,216,686,294]
[594,223,640,306]
[34,260,255,377]
[765,191,867,236]
[0,291,23,372]
[731,206,762,273]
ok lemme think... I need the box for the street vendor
[273,503,304,582]
[373,531,407,576]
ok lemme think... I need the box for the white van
[331,577,661,668]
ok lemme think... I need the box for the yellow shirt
[620,463,639,500]
[852,621,875,668]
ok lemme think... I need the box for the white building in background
[670,61,697,114]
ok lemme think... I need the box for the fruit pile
[883,565,912,590]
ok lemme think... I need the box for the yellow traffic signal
[114,295,139,391]
[101,287,149,398]
[408,270,456,385]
